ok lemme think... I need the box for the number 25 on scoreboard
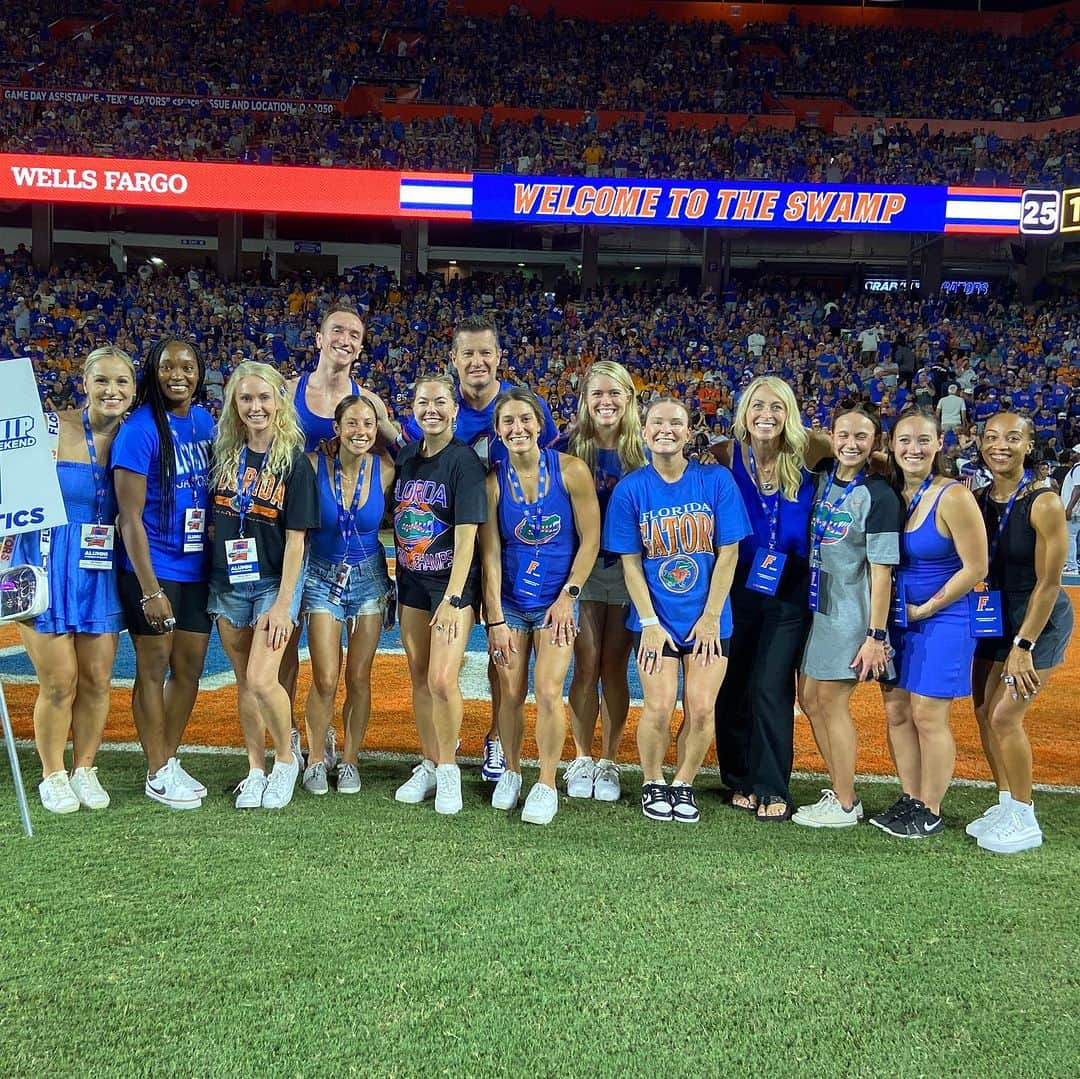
[1059,189,1080,235]
[1019,190,1061,235]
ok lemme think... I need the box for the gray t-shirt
[801,474,902,681]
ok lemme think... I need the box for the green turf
[1,748,1077,1078]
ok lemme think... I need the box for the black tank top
[980,486,1056,596]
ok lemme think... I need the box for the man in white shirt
[747,327,765,357]
[858,325,879,365]
[936,384,967,433]
[1062,445,1080,574]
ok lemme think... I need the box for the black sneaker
[878,798,943,839]
[912,804,944,837]
[670,784,700,824]
[869,793,914,832]
[641,783,673,822]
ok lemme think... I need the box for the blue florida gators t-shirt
[603,461,750,647]
[111,403,214,581]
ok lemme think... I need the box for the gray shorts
[580,555,630,606]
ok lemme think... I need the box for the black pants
[714,582,811,804]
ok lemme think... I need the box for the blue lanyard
[81,409,108,524]
[333,452,368,559]
[904,474,935,524]
[810,467,863,565]
[747,445,781,550]
[506,452,548,542]
[167,411,202,509]
[236,442,271,538]
[987,471,1030,563]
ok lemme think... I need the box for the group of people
[7,306,1073,851]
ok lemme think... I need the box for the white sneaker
[262,756,300,809]
[39,770,80,815]
[290,727,304,768]
[977,804,1043,854]
[435,763,462,815]
[174,757,207,798]
[302,762,329,796]
[69,766,110,810]
[336,762,361,794]
[966,792,1011,838]
[564,755,594,798]
[592,759,621,802]
[395,760,437,804]
[233,769,267,809]
[492,770,522,811]
[793,789,859,829]
[521,782,559,825]
[146,759,202,810]
[323,728,337,773]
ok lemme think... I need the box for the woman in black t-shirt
[392,374,487,816]
[209,361,320,811]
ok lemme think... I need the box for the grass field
[1,748,1077,1078]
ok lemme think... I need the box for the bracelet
[639,616,660,627]
[140,589,165,607]
[486,620,506,630]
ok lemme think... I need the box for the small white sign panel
[0,358,68,538]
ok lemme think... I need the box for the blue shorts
[501,597,566,633]
[302,553,391,622]
[208,572,303,629]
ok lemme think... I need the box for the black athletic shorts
[396,566,481,616]
[632,632,731,660]
[119,571,212,636]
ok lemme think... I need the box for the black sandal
[756,795,793,823]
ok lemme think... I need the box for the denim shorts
[302,553,391,622]
[208,572,304,629]
[500,596,580,633]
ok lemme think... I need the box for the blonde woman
[564,360,646,802]
[209,362,320,810]
[712,375,831,822]
[12,346,135,813]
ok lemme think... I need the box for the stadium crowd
[10,2,1080,122]
[2,256,1078,465]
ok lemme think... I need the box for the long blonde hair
[83,344,135,381]
[733,375,808,501]
[570,360,646,475]
[213,361,304,488]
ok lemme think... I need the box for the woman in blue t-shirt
[113,338,214,812]
[481,388,600,826]
[300,394,395,797]
[604,396,750,825]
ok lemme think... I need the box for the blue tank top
[296,372,361,453]
[497,449,576,611]
[900,483,965,613]
[730,444,816,564]
[309,452,384,564]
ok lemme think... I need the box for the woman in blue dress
[481,388,600,825]
[565,360,646,802]
[873,406,987,838]
[605,396,750,824]
[12,346,135,814]
[301,394,395,797]
[113,338,215,811]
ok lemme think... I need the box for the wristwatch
[446,594,467,609]
[563,584,581,599]
[866,628,887,642]
[1012,635,1035,652]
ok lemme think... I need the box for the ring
[163,617,176,630]
[1004,676,1016,685]
[645,650,657,659]
[493,649,504,659]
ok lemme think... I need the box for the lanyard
[82,409,108,524]
[333,452,368,558]
[987,470,1030,564]
[904,473,935,524]
[747,445,781,550]
[167,411,202,509]
[506,451,548,543]
[236,441,272,537]
[810,467,863,565]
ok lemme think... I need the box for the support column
[919,236,944,295]
[1017,239,1049,303]
[31,202,54,273]
[702,229,725,293]
[217,212,242,282]
[262,213,278,282]
[580,226,599,297]
[399,219,429,284]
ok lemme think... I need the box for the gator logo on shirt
[514,513,562,545]
[396,508,437,542]
[814,502,854,545]
[658,555,698,594]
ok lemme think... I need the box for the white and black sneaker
[669,783,700,824]
[869,793,914,833]
[879,799,943,839]
[641,782,673,822]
